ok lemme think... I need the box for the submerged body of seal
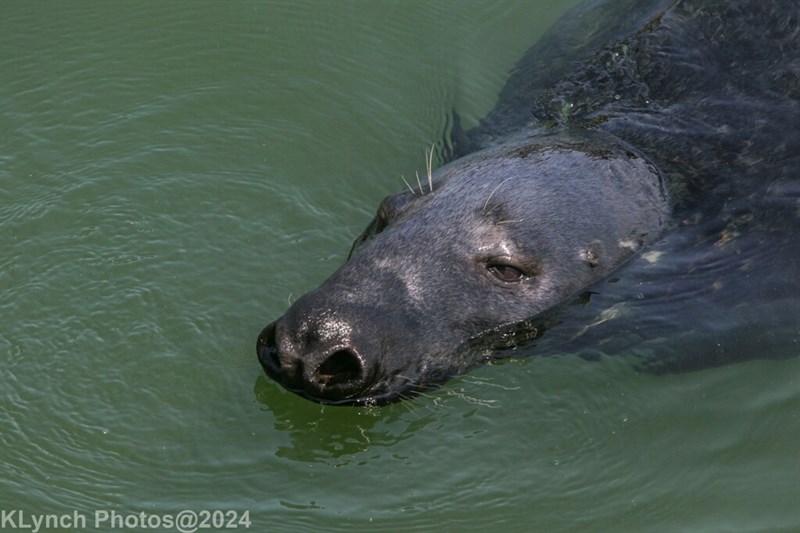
[258,0,800,405]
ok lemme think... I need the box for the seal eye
[486,263,526,283]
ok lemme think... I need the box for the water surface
[2,1,798,531]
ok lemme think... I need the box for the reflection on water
[255,370,524,465]
[255,376,429,463]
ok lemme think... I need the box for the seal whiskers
[483,177,515,213]
[401,175,417,195]
[426,143,435,193]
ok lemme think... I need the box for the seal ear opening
[373,192,415,237]
[347,192,416,259]
[379,191,415,223]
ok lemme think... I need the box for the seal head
[258,133,668,404]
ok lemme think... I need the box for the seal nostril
[269,352,281,370]
[257,322,276,349]
[316,349,364,387]
[257,321,283,373]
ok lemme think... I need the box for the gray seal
[258,0,799,405]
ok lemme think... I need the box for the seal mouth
[293,388,405,407]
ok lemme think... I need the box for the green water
[2,1,798,532]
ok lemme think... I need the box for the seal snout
[257,319,370,404]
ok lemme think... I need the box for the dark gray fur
[259,0,799,405]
